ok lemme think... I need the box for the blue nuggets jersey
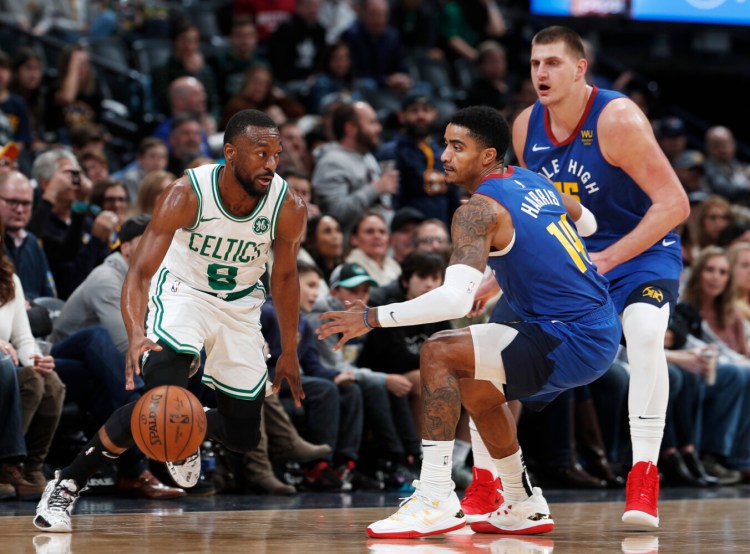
[478,166,611,322]
[523,87,682,287]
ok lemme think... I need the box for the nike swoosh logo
[200,216,220,223]
[532,144,551,152]
[662,239,676,247]
[390,311,398,324]
[638,415,660,420]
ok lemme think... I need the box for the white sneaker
[33,471,85,533]
[471,487,554,535]
[166,449,201,488]
[366,480,466,539]
[33,533,73,554]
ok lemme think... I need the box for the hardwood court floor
[3,487,750,553]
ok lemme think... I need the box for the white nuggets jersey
[161,164,288,296]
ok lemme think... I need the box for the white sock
[420,439,454,499]
[469,417,498,478]
[453,439,471,467]
[629,415,665,464]
[494,449,532,502]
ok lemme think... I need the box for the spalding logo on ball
[131,385,207,462]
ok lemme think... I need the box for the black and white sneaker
[166,450,201,488]
[33,471,86,533]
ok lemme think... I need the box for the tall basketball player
[462,26,689,529]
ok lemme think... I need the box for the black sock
[60,434,120,487]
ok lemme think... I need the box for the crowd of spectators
[1,0,750,500]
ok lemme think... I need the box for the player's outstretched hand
[125,336,162,390]
[272,351,305,407]
[317,299,371,352]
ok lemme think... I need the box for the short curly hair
[448,106,510,159]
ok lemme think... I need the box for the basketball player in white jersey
[34,109,307,533]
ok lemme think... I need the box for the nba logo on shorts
[171,280,181,293]
[443,456,450,466]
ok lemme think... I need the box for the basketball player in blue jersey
[462,26,690,530]
[318,106,622,538]
[33,109,307,533]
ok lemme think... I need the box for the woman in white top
[0,216,63,500]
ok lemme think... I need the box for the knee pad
[103,401,137,449]
[141,340,195,391]
[206,391,264,453]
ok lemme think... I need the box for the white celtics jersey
[161,164,288,296]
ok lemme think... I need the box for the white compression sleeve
[574,205,597,237]
[376,264,484,327]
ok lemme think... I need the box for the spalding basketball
[131,385,207,463]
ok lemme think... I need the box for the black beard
[234,165,271,198]
[405,123,431,139]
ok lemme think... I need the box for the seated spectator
[9,48,48,153]
[0,170,55,300]
[306,41,364,114]
[731,243,750,334]
[79,149,110,186]
[89,179,130,250]
[222,65,307,129]
[414,218,452,262]
[211,16,266,106]
[110,137,168,204]
[301,214,344,286]
[654,116,688,167]
[50,215,150,354]
[0,232,63,500]
[0,50,33,149]
[661,305,745,486]
[703,125,750,206]
[0,355,24,499]
[388,206,425,265]
[685,195,735,268]
[436,0,506,62]
[377,92,459,228]
[307,262,420,488]
[345,211,401,286]
[464,41,514,116]
[267,0,327,84]
[26,149,114,299]
[135,170,175,216]
[674,150,709,197]
[150,19,219,119]
[48,44,104,144]
[312,101,398,231]
[284,168,320,220]
[151,77,215,159]
[341,0,413,94]
[681,246,750,482]
[279,121,314,176]
[165,114,204,177]
[261,264,376,491]
[390,0,441,59]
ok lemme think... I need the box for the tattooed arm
[449,194,504,272]
[317,194,505,349]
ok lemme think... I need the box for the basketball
[130,385,207,463]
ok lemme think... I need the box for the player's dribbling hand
[272,351,305,407]
[317,300,371,352]
[125,336,162,390]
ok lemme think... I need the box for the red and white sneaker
[622,461,660,528]
[471,487,554,535]
[460,467,503,523]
